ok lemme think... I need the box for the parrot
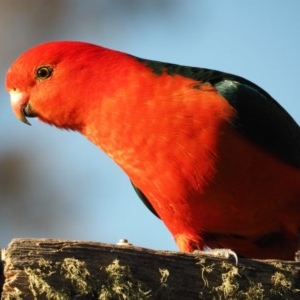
[5,41,300,260]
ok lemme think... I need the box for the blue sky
[0,1,299,250]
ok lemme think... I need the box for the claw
[194,245,238,265]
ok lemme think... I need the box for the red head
[5,41,135,130]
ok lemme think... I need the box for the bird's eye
[36,66,53,80]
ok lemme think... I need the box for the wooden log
[1,238,300,299]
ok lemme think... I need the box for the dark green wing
[130,180,159,218]
[137,57,300,168]
[213,77,300,168]
[131,57,300,217]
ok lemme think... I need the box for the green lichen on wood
[269,262,300,299]
[5,249,300,300]
[25,266,69,299]
[10,257,170,299]
[271,272,292,296]
[213,262,240,298]
[241,282,265,300]
[158,268,169,288]
[61,257,94,296]
[197,257,214,288]
[23,257,86,299]
[99,258,152,300]
[7,257,95,299]
[1,287,23,300]
[196,257,300,300]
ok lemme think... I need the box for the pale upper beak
[9,90,32,125]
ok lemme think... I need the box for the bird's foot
[194,245,238,265]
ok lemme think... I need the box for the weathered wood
[1,238,300,299]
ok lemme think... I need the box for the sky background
[0,1,299,251]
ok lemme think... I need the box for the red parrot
[5,41,300,259]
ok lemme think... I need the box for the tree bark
[1,238,300,299]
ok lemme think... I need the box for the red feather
[6,41,300,259]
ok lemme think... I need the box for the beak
[9,90,35,125]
